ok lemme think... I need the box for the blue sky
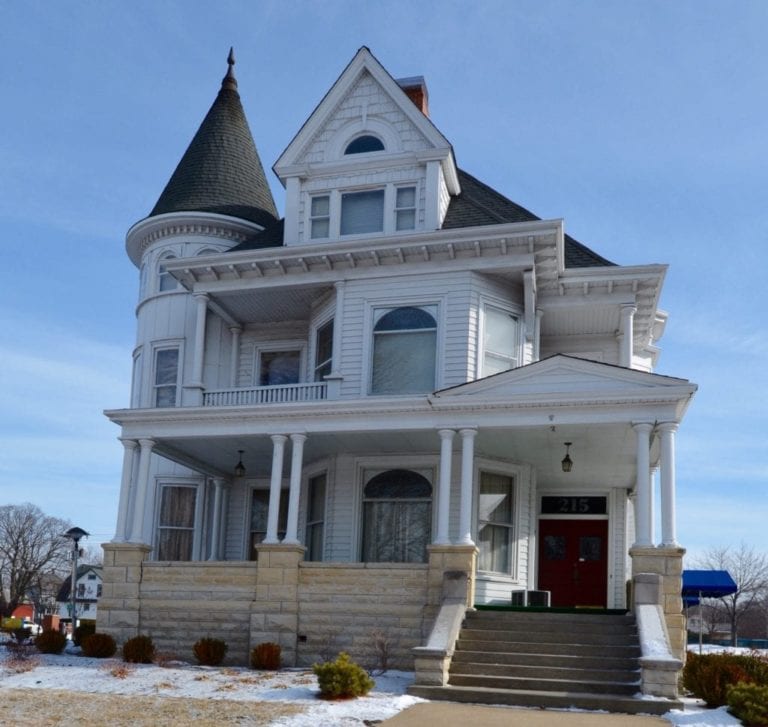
[0,1,765,559]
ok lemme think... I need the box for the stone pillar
[264,435,287,543]
[427,545,478,609]
[630,545,687,661]
[208,478,226,560]
[434,429,455,545]
[98,542,152,645]
[458,428,477,546]
[251,543,305,666]
[128,438,154,544]
[658,422,679,547]
[619,304,637,367]
[632,423,653,547]
[283,434,306,544]
[113,439,138,542]
[229,325,242,387]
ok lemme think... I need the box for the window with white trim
[258,350,301,386]
[477,471,515,573]
[395,186,416,231]
[158,254,178,292]
[361,469,432,563]
[305,473,326,561]
[344,135,385,154]
[482,304,520,376]
[153,347,179,407]
[313,319,334,381]
[310,195,330,239]
[156,484,197,561]
[371,305,437,395]
[250,489,288,559]
[341,189,384,235]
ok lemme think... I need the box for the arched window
[362,469,432,563]
[371,306,437,394]
[158,254,178,292]
[344,135,385,154]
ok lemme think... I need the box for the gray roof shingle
[150,51,278,227]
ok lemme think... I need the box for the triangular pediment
[433,355,693,401]
[274,47,459,191]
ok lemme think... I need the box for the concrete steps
[409,609,682,715]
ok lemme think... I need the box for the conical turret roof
[150,49,278,227]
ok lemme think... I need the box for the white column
[534,308,543,362]
[619,304,637,368]
[129,438,155,544]
[283,434,307,544]
[113,439,138,542]
[649,465,658,546]
[264,435,287,543]
[632,423,653,547]
[229,325,242,387]
[458,428,477,545]
[208,478,226,560]
[190,293,209,387]
[658,422,679,547]
[435,429,455,545]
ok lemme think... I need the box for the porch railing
[203,381,328,407]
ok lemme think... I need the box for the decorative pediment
[274,47,459,192]
[433,355,694,401]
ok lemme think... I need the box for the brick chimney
[396,76,429,117]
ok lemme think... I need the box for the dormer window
[341,190,384,235]
[344,135,385,154]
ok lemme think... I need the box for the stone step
[450,660,640,683]
[466,610,636,633]
[450,649,639,671]
[449,672,639,696]
[468,609,634,625]
[458,627,636,646]
[454,637,641,658]
[408,684,682,716]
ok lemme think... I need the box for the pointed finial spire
[222,46,237,91]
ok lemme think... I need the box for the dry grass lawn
[1,688,306,726]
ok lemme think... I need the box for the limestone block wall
[295,562,429,670]
[138,561,258,664]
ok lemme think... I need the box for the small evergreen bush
[250,642,281,670]
[193,637,228,666]
[683,651,768,707]
[35,629,67,654]
[313,652,375,699]
[727,682,768,726]
[81,632,117,658]
[74,622,96,647]
[122,634,155,663]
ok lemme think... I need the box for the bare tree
[0,503,72,618]
[693,543,768,646]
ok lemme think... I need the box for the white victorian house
[99,48,695,710]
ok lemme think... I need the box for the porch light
[234,450,246,478]
[561,442,573,473]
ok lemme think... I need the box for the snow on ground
[0,643,757,726]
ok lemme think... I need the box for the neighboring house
[99,47,695,697]
[57,565,103,623]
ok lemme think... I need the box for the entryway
[537,519,608,608]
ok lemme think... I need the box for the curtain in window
[371,307,436,394]
[362,470,431,563]
[157,485,196,561]
[341,190,384,235]
[477,472,514,573]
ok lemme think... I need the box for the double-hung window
[305,473,326,561]
[482,305,520,376]
[395,186,416,231]
[371,305,437,395]
[310,195,330,239]
[154,347,179,407]
[313,320,334,381]
[156,485,197,561]
[477,472,515,573]
[341,189,384,235]
[158,254,178,292]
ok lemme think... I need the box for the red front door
[538,519,608,608]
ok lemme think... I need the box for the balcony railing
[202,381,328,407]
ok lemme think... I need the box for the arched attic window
[344,135,385,154]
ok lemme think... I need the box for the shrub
[35,629,67,654]
[122,634,155,664]
[74,622,96,647]
[250,642,281,670]
[683,651,768,707]
[81,632,117,658]
[727,682,768,726]
[313,652,375,699]
[193,637,228,666]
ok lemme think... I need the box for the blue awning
[682,570,737,605]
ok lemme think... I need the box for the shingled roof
[445,170,615,268]
[149,49,278,228]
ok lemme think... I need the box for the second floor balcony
[202,381,329,407]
